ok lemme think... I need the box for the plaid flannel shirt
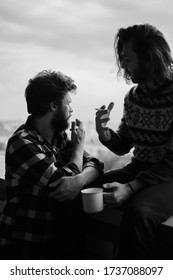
[0,116,103,258]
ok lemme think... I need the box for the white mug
[81,188,104,213]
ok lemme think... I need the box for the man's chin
[52,123,67,133]
[52,115,71,132]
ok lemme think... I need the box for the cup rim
[81,187,103,194]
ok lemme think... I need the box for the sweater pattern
[120,82,173,162]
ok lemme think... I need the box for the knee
[122,205,159,228]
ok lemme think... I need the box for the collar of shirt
[139,78,173,97]
[23,115,68,155]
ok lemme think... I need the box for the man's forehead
[64,92,72,102]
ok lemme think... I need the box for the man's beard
[51,110,70,132]
[131,69,148,84]
[125,62,149,84]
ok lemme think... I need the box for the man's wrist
[100,128,111,142]
[127,182,134,194]
[75,173,85,188]
[73,143,84,150]
[128,179,145,193]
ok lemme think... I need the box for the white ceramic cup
[81,188,104,213]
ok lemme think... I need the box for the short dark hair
[114,23,173,83]
[25,70,77,116]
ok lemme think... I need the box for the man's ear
[50,101,58,112]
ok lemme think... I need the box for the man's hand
[71,119,85,147]
[49,175,83,201]
[103,182,133,207]
[95,102,114,141]
[70,119,85,171]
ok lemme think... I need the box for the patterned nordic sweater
[100,78,173,186]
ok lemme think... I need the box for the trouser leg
[57,194,85,260]
[117,180,173,259]
[88,167,173,259]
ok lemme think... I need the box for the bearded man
[0,70,103,260]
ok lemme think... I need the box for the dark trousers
[94,163,173,259]
[0,195,85,260]
[56,195,85,260]
[118,180,173,259]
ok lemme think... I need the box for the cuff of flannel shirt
[63,162,81,176]
[83,158,104,175]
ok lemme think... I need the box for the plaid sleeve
[6,135,80,191]
[82,150,104,175]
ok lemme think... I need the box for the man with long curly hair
[96,24,173,259]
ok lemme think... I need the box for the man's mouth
[67,114,72,120]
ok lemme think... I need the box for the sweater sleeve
[99,126,133,156]
[82,150,104,175]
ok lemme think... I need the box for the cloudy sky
[0,0,173,124]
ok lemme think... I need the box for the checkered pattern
[0,116,104,258]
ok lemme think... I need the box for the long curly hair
[114,23,173,83]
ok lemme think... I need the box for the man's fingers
[71,121,76,131]
[103,192,120,207]
[96,116,110,124]
[76,119,83,129]
[99,105,106,110]
[103,193,115,204]
[95,105,106,112]
[103,184,114,190]
[96,103,114,117]
[107,102,114,112]
[96,109,109,117]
